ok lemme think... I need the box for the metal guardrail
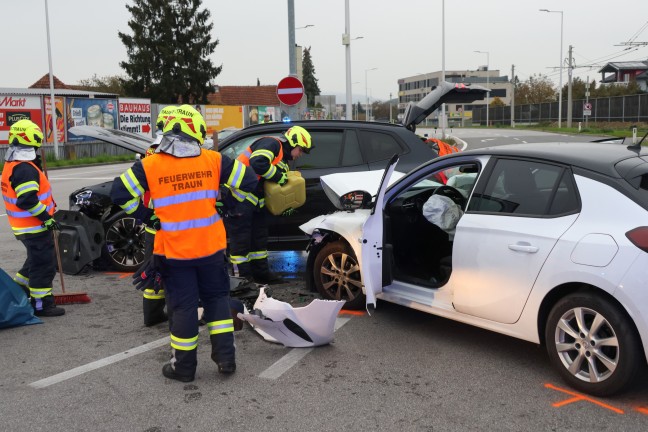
[473,94,648,125]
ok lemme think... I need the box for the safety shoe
[253,271,284,285]
[162,364,194,382]
[217,361,237,375]
[34,305,66,317]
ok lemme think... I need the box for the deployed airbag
[423,194,463,234]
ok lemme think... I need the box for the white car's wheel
[313,240,365,310]
[545,293,642,396]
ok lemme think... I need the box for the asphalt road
[2,133,648,432]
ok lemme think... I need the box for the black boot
[162,363,194,382]
[253,271,284,285]
[33,295,65,317]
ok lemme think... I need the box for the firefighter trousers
[159,251,235,377]
[16,233,57,311]
[223,203,271,278]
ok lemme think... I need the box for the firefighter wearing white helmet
[111,105,258,382]
[224,125,312,285]
[1,119,65,317]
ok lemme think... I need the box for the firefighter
[111,105,256,382]
[1,119,65,317]
[139,106,177,327]
[225,125,312,285]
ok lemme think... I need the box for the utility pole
[286,0,298,121]
[389,92,393,123]
[510,64,515,127]
[567,45,574,128]
[585,75,590,129]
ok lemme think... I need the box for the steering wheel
[433,185,466,209]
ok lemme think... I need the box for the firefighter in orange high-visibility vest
[111,105,257,382]
[1,119,64,317]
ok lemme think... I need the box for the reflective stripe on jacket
[141,150,226,260]
[1,161,54,237]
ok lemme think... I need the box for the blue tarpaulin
[0,268,42,328]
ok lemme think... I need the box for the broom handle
[52,229,66,293]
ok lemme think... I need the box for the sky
[1,0,647,103]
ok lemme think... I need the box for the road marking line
[30,336,171,389]
[49,177,114,181]
[259,317,350,380]
[545,383,624,414]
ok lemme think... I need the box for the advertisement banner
[43,96,66,144]
[0,95,43,144]
[119,98,152,137]
[205,105,243,134]
[66,98,118,142]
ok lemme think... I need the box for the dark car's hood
[68,126,153,154]
[402,81,489,131]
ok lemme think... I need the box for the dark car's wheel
[102,216,147,272]
[313,240,364,310]
[545,293,642,396]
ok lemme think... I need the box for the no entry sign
[276,76,304,106]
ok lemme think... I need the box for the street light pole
[365,67,377,121]
[44,0,59,159]
[441,0,446,138]
[540,8,564,128]
[343,0,352,120]
[474,50,490,127]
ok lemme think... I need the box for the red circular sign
[276,76,304,106]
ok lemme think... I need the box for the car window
[220,133,282,160]
[359,130,404,163]
[294,131,344,169]
[341,130,363,166]
[468,159,578,216]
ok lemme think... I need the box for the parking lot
[3,133,648,431]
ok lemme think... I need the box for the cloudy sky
[2,0,647,103]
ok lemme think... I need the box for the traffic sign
[277,76,304,106]
[584,102,592,110]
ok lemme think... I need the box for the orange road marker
[338,310,366,316]
[544,383,624,414]
[636,406,648,415]
[104,272,134,279]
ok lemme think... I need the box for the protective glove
[132,256,163,293]
[277,171,288,186]
[147,213,161,231]
[42,218,61,231]
[281,207,295,217]
[216,201,225,217]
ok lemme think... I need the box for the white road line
[513,137,520,140]
[29,336,170,389]
[521,141,528,143]
[49,177,114,181]
[259,317,351,380]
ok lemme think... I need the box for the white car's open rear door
[360,154,399,310]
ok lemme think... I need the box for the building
[397,67,512,123]
[598,61,648,91]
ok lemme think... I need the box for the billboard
[205,105,244,134]
[0,95,43,144]
[66,98,118,142]
[43,96,66,144]
[119,98,152,137]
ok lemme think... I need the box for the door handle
[508,243,539,253]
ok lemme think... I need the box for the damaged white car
[300,140,648,396]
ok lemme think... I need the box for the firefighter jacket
[231,136,291,207]
[1,160,55,238]
[111,148,257,260]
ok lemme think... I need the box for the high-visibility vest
[237,137,284,180]
[141,150,226,260]
[1,161,55,237]
[427,138,460,157]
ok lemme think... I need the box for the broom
[39,147,91,305]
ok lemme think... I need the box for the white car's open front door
[360,155,400,310]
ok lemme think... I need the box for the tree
[76,74,126,95]
[118,0,221,103]
[515,73,557,104]
[302,46,320,106]
[490,97,505,107]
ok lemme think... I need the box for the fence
[0,141,135,162]
[473,93,648,126]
